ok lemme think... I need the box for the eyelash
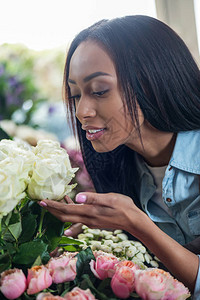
[92,89,109,97]
[69,89,109,101]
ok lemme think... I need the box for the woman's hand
[39,193,199,291]
[38,192,144,233]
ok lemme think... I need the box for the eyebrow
[68,71,111,84]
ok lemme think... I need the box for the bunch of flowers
[0,138,78,272]
[0,61,40,122]
[0,247,191,299]
[0,137,192,300]
[77,226,159,268]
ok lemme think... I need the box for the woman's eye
[92,89,109,97]
[68,94,81,101]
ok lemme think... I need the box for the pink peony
[37,292,65,300]
[27,265,52,295]
[115,260,140,272]
[47,253,77,284]
[134,268,174,300]
[64,287,97,300]
[163,278,191,300]
[89,254,119,280]
[0,268,27,299]
[111,266,136,299]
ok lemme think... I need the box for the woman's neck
[126,123,177,167]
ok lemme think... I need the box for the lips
[88,128,104,134]
[85,128,106,141]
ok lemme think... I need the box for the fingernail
[39,201,47,207]
[64,229,73,236]
[76,194,87,203]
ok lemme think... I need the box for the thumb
[75,192,113,207]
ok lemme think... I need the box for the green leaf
[59,236,83,246]
[0,127,11,140]
[0,253,11,272]
[61,282,76,297]
[1,241,17,256]
[80,274,118,300]
[41,249,51,264]
[22,292,37,300]
[31,255,42,267]
[75,247,96,284]
[98,278,112,293]
[2,211,22,242]
[20,199,40,215]
[64,222,72,230]
[45,236,62,253]
[43,213,65,252]
[44,212,65,237]
[19,213,37,243]
[13,240,48,265]
[129,292,140,299]
[63,245,80,252]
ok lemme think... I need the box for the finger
[38,199,95,217]
[64,195,74,204]
[75,192,118,207]
[64,223,83,237]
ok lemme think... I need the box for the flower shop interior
[0,0,200,299]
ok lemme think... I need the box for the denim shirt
[136,129,200,296]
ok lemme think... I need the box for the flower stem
[37,208,46,238]
[0,219,4,255]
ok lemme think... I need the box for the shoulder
[169,130,200,174]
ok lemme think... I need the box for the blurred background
[0,0,200,191]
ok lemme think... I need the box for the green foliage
[0,44,47,123]
[13,240,48,265]
[75,247,95,283]
[0,199,79,272]
[71,248,121,300]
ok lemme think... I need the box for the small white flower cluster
[0,139,78,218]
[78,226,160,268]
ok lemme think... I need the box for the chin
[91,141,119,153]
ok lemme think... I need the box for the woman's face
[68,40,143,153]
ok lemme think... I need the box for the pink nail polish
[76,194,87,203]
[39,201,47,207]
[64,229,73,236]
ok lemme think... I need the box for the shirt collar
[169,130,200,174]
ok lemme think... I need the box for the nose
[75,95,96,121]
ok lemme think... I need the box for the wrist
[126,207,153,239]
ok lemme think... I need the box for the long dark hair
[63,15,200,206]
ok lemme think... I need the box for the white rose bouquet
[27,140,78,201]
[0,139,78,218]
[0,139,35,218]
[0,138,78,273]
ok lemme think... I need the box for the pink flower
[27,265,52,295]
[47,253,77,284]
[64,287,97,300]
[111,266,136,299]
[0,268,27,299]
[164,278,191,300]
[37,292,65,300]
[115,260,140,272]
[134,268,174,300]
[89,254,119,280]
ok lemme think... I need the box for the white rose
[0,139,35,169]
[27,140,78,200]
[0,157,29,218]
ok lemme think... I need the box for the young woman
[39,15,200,295]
